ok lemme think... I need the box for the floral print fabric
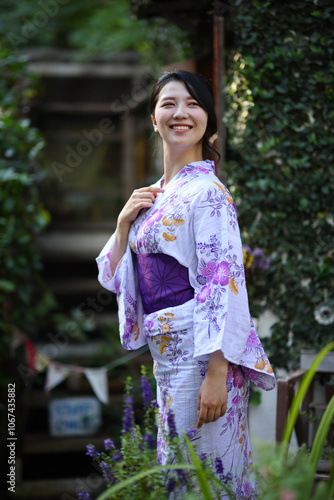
[96,160,276,498]
[96,160,275,391]
[148,306,257,498]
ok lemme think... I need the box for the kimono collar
[183,160,215,174]
[160,160,215,188]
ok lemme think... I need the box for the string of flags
[11,328,148,405]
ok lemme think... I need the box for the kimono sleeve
[96,233,147,350]
[191,184,251,364]
[96,232,118,292]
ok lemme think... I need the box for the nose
[173,103,189,119]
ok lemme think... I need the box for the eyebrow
[160,96,196,101]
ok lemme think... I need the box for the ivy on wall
[226,0,334,369]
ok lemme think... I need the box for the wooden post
[213,0,226,182]
[122,114,135,201]
[276,369,307,443]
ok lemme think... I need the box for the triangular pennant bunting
[45,363,71,391]
[25,339,37,374]
[84,367,109,404]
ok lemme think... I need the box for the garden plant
[226,0,334,370]
[79,343,334,500]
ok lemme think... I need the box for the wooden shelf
[23,433,107,455]
[16,476,90,499]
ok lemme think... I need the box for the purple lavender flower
[122,395,134,433]
[214,457,224,475]
[167,410,178,439]
[100,460,113,483]
[186,427,197,440]
[85,444,96,458]
[177,469,188,486]
[151,399,159,410]
[144,432,155,450]
[104,439,115,451]
[199,453,207,463]
[111,448,122,462]
[252,248,265,259]
[252,248,270,272]
[223,471,233,484]
[78,489,91,500]
[166,477,176,493]
[141,374,152,410]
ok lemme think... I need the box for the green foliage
[81,348,334,500]
[0,45,49,340]
[256,343,334,500]
[0,0,192,68]
[226,0,334,369]
[82,369,234,500]
[256,445,331,500]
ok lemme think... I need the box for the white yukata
[96,160,275,499]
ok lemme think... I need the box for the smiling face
[151,80,208,159]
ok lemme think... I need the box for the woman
[96,70,275,498]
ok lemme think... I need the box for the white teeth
[171,125,191,130]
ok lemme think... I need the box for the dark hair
[149,70,221,165]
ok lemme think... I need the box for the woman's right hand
[109,185,164,276]
[117,185,165,231]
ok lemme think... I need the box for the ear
[151,114,158,132]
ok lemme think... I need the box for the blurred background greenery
[0,1,334,498]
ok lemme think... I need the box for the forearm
[207,350,228,378]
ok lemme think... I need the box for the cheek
[155,112,169,129]
[196,111,208,130]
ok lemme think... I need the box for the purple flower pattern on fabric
[96,159,274,499]
[196,285,211,303]
[246,328,259,348]
[201,260,217,282]
[212,261,229,286]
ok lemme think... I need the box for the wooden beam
[213,1,226,182]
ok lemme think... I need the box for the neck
[163,146,203,187]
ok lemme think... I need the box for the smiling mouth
[170,125,192,130]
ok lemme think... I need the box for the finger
[132,192,156,203]
[134,196,156,206]
[196,405,208,429]
[197,414,205,429]
[206,406,216,423]
[136,186,164,194]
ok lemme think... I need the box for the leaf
[0,280,15,292]
[325,456,334,499]
[184,436,214,500]
[308,395,334,477]
[96,463,195,500]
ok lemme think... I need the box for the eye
[161,102,174,107]
[189,101,199,106]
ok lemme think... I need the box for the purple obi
[136,253,194,314]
